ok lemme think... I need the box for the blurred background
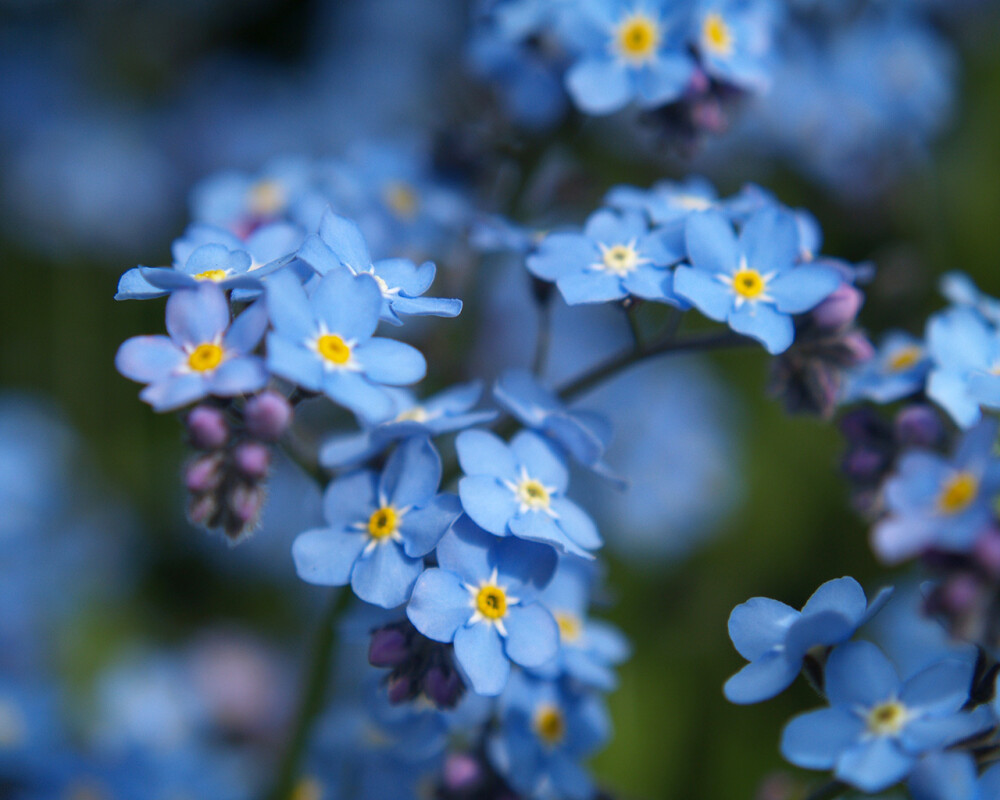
[2,0,1000,797]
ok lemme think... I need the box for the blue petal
[801,577,866,624]
[784,611,859,661]
[491,536,558,599]
[115,267,165,300]
[724,651,801,704]
[528,234,596,281]
[375,258,434,297]
[509,511,594,559]
[406,568,473,642]
[224,299,269,354]
[310,269,382,343]
[634,53,693,107]
[780,707,864,768]
[550,497,602,551]
[511,431,568,493]
[292,528,367,586]
[166,283,230,346]
[115,336,183,383]
[266,269,315,341]
[899,659,973,716]
[266,334,323,392]
[504,604,558,668]
[685,211,739,274]
[426,380,485,416]
[454,623,509,696]
[436,515,494,583]
[740,209,799,274]
[401,494,463,558]
[319,431,380,469]
[380,436,441,509]
[354,338,426,385]
[565,57,632,115]
[319,209,372,269]
[835,738,915,794]
[557,271,627,305]
[323,470,377,528]
[209,357,268,396]
[351,541,424,608]
[139,374,208,411]
[769,266,841,314]
[908,752,977,800]
[456,429,518,480]
[459,475,518,535]
[727,303,794,354]
[825,641,900,709]
[927,369,982,429]
[622,265,672,301]
[901,708,993,752]
[728,596,797,661]
[390,295,462,319]
[322,371,396,424]
[673,266,732,321]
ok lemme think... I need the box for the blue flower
[487,672,610,800]
[115,284,269,412]
[526,209,686,306]
[406,517,559,696]
[319,381,498,469]
[456,429,603,558]
[265,268,426,424]
[116,243,260,301]
[563,0,695,115]
[493,369,621,482]
[298,209,462,326]
[292,437,461,609]
[926,307,1000,428]
[604,175,720,226]
[908,751,1000,800]
[725,576,892,704]
[842,331,930,404]
[693,0,775,92]
[939,272,1000,325]
[674,208,841,353]
[873,420,1000,563]
[533,556,630,690]
[780,641,993,793]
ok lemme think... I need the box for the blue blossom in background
[909,751,1000,800]
[493,369,620,482]
[872,420,1000,563]
[604,175,720,226]
[298,209,462,325]
[694,0,775,92]
[842,331,929,404]
[406,517,559,696]
[265,268,426,424]
[940,272,1000,326]
[293,437,461,608]
[780,640,992,793]
[926,307,1000,428]
[488,671,611,800]
[116,285,269,412]
[457,429,603,558]
[320,382,497,469]
[674,208,841,353]
[725,576,892,704]
[527,209,686,305]
[563,0,695,115]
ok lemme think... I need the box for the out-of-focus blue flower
[872,420,1000,563]
[265,269,426,424]
[725,576,892,704]
[319,382,497,469]
[780,640,992,793]
[0,679,67,782]
[674,208,841,353]
[456,429,602,558]
[527,209,685,305]
[406,517,558,696]
[939,272,1000,326]
[563,0,695,115]
[693,0,775,92]
[926,307,1000,428]
[293,437,461,608]
[298,209,462,325]
[116,285,269,412]
[908,751,997,800]
[604,176,720,226]
[493,369,620,482]
[842,331,929,404]
[533,557,629,690]
[488,671,610,800]
[116,243,263,301]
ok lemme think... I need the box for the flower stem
[263,588,351,800]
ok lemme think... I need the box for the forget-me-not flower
[674,208,841,353]
[293,437,461,609]
[909,751,1000,800]
[780,640,993,793]
[406,517,559,696]
[725,576,892,704]
[926,306,1000,428]
[265,268,426,424]
[842,331,930,405]
[456,429,602,558]
[527,208,686,306]
[115,284,268,412]
[604,176,720,226]
[116,243,261,301]
[694,0,774,92]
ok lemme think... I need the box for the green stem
[263,589,350,800]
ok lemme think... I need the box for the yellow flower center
[866,701,908,736]
[367,506,398,540]
[702,13,733,56]
[533,704,566,746]
[187,343,224,373]
[194,269,228,282]
[290,777,324,800]
[384,181,420,220]
[248,180,286,217]
[938,471,979,515]
[517,478,551,510]
[675,194,712,211]
[395,405,429,424]
[732,268,766,299]
[476,585,508,620]
[600,243,640,275]
[317,334,351,365]
[555,611,582,644]
[888,346,922,372]
[615,13,660,64]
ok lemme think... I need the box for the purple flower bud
[188,494,217,526]
[368,627,410,668]
[895,405,944,448]
[233,442,271,480]
[840,332,875,366]
[423,665,463,709]
[229,485,264,526]
[811,284,863,330]
[386,674,416,705]
[244,391,293,442]
[687,67,710,95]
[974,528,1000,578]
[940,574,980,615]
[442,753,482,792]
[186,406,230,450]
[185,454,223,493]
[843,448,887,483]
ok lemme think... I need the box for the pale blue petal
[454,622,509,696]
[769,266,841,314]
[224,300,269,354]
[673,266,732,321]
[319,210,371,269]
[800,577,866,623]
[825,641,900,709]
[685,211,739,274]
[459,475,518,535]
[265,269,315,341]
[511,431,568,493]
[780,707,864,768]
[115,336,183,382]
[740,209,799,273]
[322,470,377,528]
[634,54,693,106]
[292,527,367,586]
[724,651,801,704]
[509,511,594,559]
[728,303,794,354]
[556,271,626,304]
[550,497,602,551]
[927,369,982,429]
[311,269,382,342]
[436,516,494,582]
[166,283,230,346]
[899,659,973,715]
[528,234,596,281]
[380,436,441,509]
[406,568,473,642]
[351,541,424,608]
[266,334,323,392]
[835,739,915,793]
[139,374,208,411]
[115,267,164,300]
[456,429,518,480]
[401,494,463,558]
[565,57,632,115]
[354,338,426,385]
[209,357,268,395]
[322,371,396,424]
[728,596,797,661]
[504,605,558,668]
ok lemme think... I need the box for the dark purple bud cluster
[639,72,744,156]
[368,620,465,709]
[433,750,519,800]
[922,541,1000,646]
[768,284,873,418]
[183,391,293,542]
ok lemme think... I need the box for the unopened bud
[895,405,944,448]
[974,528,1000,578]
[228,485,264,526]
[368,627,410,668]
[244,391,293,442]
[941,574,980,616]
[812,284,863,330]
[424,665,463,709]
[442,753,482,792]
[386,674,417,705]
[186,406,230,450]
[840,332,875,366]
[185,454,223,493]
[233,442,271,480]
[188,494,217,526]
